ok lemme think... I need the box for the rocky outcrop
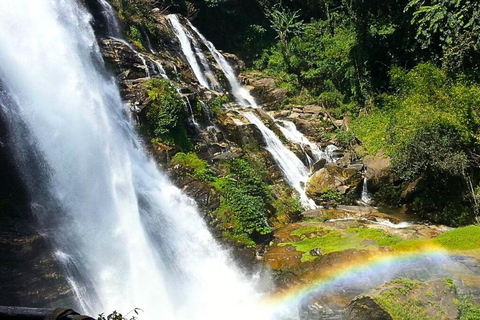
[346,279,459,320]
[363,152,393,191]
[239,72,288,108]
[306,163,362,202]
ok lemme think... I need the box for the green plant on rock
[212,158,273,243]
[144,79,192,150]
[171,152,215,182]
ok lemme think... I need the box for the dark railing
[0,307,94,320]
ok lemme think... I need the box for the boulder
[363,151,392,191]
[312,158,327,172]
[346,279,459,320]
[306,163,362,199]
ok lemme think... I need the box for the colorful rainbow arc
[263,245,449,308]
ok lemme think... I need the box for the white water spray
[0,2,276,320]
[242,113,316,209]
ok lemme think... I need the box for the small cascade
[111,37,151,78]
[145,33,156,54]
[361,177,372,204]
[325,145,340,162]
[200,100,214,124]
[185,96,200,127]
[187,20,258,108]
[97,0,122,38]
[148,57,169,79]
[276,119,333,167]
[167,15,220,90]
[243,112,316,209]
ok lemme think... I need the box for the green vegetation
[435,226,480,250]
[171,152,215,182]
[98,310,139,320]
[458,294,480,320]
[143,79,192,150]
[374,279,431,320]
[183,0,480,226]
[281,225,402,262]
[214,158,273,241]
[281,224,480,262]
[111,0,163,49]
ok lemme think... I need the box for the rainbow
[264,246,450,309]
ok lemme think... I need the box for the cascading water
[97,0,122,38]
[167,15,221,90]
[0,2,278,320]
[275,119,338,166]
[173,17,320,208]
[111,37,152,78]
[361,177,372,204]
[187,20,258,108]
[242,113,316,209]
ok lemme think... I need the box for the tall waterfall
[0,2,272,320]
[170,15,324,208]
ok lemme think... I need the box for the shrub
[171,152,215,182]
[144,79,192,150]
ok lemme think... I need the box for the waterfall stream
[0,2,274,320]
[242,113,317,209]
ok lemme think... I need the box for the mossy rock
[346,278,459,320]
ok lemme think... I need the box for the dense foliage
[144,79,192,150]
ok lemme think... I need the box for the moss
[375,279,429,320]
[442,278,457,292]
[281,225,404,262]
[345,228,404,247]
[434,226,480,250]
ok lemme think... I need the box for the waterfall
[167,15,221,91]
[0,2,274,320]
[361,177,372,203]
[97,0,122,38]
[173,17,319,208]
[242,113,316,209]
[110,37,152,78]
[187,20,258,108]
[275,119,338,166]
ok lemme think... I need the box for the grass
[374,279,429,320]
[345,228,404,247]
[434,226,480,250]
[281,224,480,263]
[281,226,404,262]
